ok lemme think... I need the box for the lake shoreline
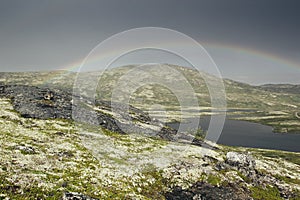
[166,116,300,152]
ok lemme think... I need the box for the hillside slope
[1,64,299,133]
[0,86,299,199]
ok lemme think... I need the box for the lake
[166,116,300,152]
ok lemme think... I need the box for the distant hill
[0,64,299,132]
[259,84,300,94]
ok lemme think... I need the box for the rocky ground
[0,84,299,199]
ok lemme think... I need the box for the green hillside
[1,64,299,133]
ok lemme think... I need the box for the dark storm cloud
[0,0,299,83]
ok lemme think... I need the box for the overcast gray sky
[0,0,299,84]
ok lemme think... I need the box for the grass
[254,150,300,166]
[206,174,221,186]
[250,185,282,200]
[134,165,168,199]
[273,174,300,185]
[236,171,251,183]
[193,128,206,140]
[0,174,62,200]
[290,189,300,200]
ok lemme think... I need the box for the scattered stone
[57,151,74,158]
[62,192,99,200]
[15,145,36,154]
[43,91,54,100]
[165,182,252,200]
[54,131,65,136]
[61,181,68,188]
[215,161,230,171]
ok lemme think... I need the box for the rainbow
[204,42,300,71]
[43,42,300,85]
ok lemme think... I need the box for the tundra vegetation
[0,65,299,199]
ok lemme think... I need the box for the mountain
[0,65,299,199]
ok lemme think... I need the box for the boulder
[225,151,256,169]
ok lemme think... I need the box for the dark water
[167,116,300,152]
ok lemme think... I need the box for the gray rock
[165,182,252,200]
[16,145,36,154]
[226,151,256,169]
[62,192,98,200]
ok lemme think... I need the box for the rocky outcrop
[0,84,158,133]
[222,152,296,199]
[0,84,72,119]
[0,83,179,140]
[165,151,299,200]
[165,182,252,200]
[225,151,256,169]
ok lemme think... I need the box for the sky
[0,0,299,85]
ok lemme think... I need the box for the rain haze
[0,0,299,84]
